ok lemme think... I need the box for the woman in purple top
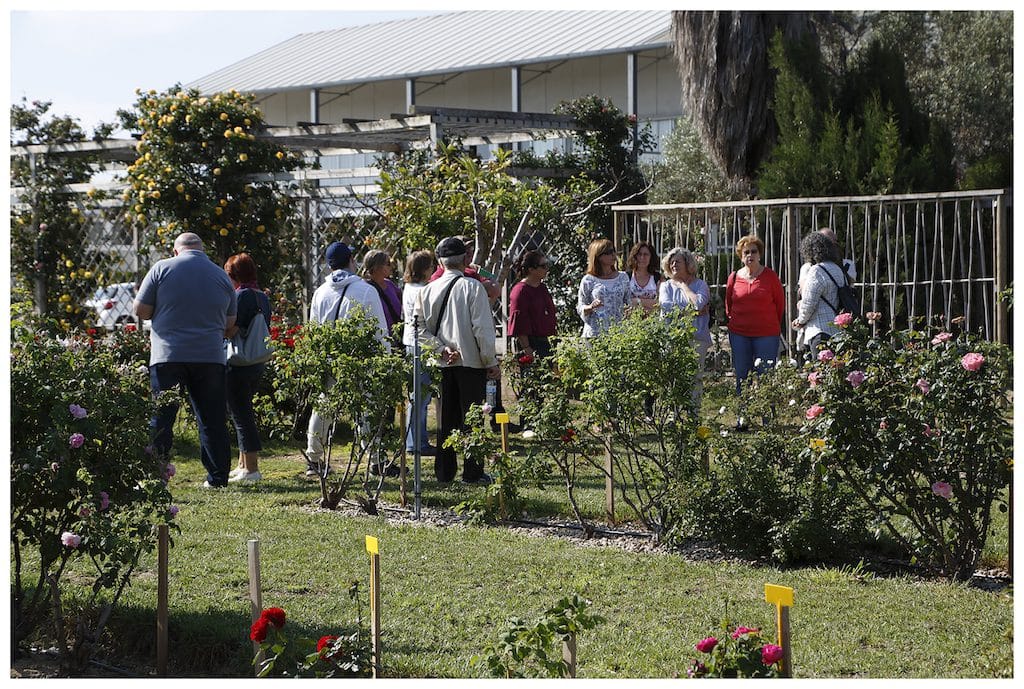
[362,250,403,343]
[508,250,557,358]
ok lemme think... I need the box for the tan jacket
[415,269,497,369]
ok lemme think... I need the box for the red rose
[283,338,295,349]
[560,428,576,443]
[249,616,270,642]
[261,607,286,628]
[86,328,97,336]
[270,326,281,340]
[124,324,137,332]
[518,354,535,366]
[317,635,338,654]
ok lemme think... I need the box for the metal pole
[156,524,169,676]
[412,315,422,520]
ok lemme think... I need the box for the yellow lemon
[59,294,71,303]
[176,184,185,193]
[275,151,284,160]
[696,426,712,440]
[256,225,265,233]
[234,126,243,134]
[219,199,228,206]
[214,207,223,215]
[151,190,161,199]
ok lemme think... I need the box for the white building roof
[189,10,672,94]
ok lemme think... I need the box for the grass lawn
[36,420,1010,679]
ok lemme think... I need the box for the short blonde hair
[735,235,764,259]
[586,238,616,276]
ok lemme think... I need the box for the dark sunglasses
[600,249,617,256]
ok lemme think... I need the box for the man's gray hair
[173,232,203,251]
[439,254,466,269]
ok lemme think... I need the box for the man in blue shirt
[135,233,237,487]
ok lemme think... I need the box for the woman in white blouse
[577,238,631,338]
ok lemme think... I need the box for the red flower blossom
[124,324,137,332]
[731,626,759,639]
[250,616,270,642]
[86,328,97,336]
[518,353,535,366]
[269,326,281,340]
[283,338,295,349]
[560,428,576,443]
[261,607,286,628]
[695,636,718,653]
[761,643,784,666]
[317,635,338,654]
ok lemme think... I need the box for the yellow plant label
[365,535,379,555]
[765,584,794,607]
[495,413,510,425]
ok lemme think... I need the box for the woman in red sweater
[725,235,785,407]
[508,249,557,359]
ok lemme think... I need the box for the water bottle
[485,379,497,408]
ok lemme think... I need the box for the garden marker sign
[764,584,794,677]
[366,535,382,678]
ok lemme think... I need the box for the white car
[84,282,139,329]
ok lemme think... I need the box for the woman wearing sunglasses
[577,238,631,339]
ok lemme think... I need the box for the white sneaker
[229,467,245,479]
[229,470,262,483]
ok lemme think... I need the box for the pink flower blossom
[915,378,930,395]
[865,311,882,324]
[846,370,866,388]
[79,506,92,518]
[480,403,493,415]
[931,332,952,345]
[38,222,48,232]
[879,420,888,430]
[923,424,939,438]
[931,481,953,499]
[805,404,824,420]
[68,403,88,419]
[99,491,110,510]
[731,626,759,640]
[833,312,853,327]
[61,531,82,548]
[961,352,985,371]
[761,644,785,666]
[50,462,60,472]
[168,505,180,518]
[695,636,718,653]
[69,433,85,449]
[817,349,835,362]
[807,372,822,388]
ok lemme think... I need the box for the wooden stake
[495,413,509,519]
[604,433,615,524]
[399,404,408,507]
[764,584,794,678]
[366,536,382,678]
[156,524,169,677]
[247,539,263,675]
[561,632,577,678]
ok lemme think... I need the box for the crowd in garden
[133,224,863,490]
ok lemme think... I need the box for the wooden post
[604,433,615,524]
[366,536,382,678]
[156,525,169,677]
[495,413,510,519]
[398,403,407,507]
[247,539,263,674]
[765,584,794,678]
[561,632,577,678]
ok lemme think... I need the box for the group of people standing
[135,227,855,488]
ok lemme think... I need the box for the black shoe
[370,462,401,478]
[461,473,494,486]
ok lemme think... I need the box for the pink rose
[915,378,930,395]
[79,506,92,518]
[807,372,822,388]
[50,462,60,472]
[168,505,180,518]
[805,404,824,420]
[931,481,953,499]
[480,403,493,415]
[923,424,938,438]
[817,349,835,362]
[931,332,952,345]
[833,312,853,327]
[731,626,759,640]
[99,491,110,510]
[69,433,85,449]
[695,636,718,653]
[761,643,785,666]
[961,353,985,371]
[879,419,888,430]
[846,370,866,388]
[69,403,88,419]
[61,531,82,548]
[865,311,882,323]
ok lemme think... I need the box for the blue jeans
[728,332,779,394]
[226,362,266,452]
[405,346,433,451]
[150,362,231,486]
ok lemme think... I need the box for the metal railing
[612,189,1012,344]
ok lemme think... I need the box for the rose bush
[249,604,371,678]
[800,319,1011,580]
[686,621,783,678]
[11,321,176,672]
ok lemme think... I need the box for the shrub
[10,322,176,672]
[802,317,1011,580]
[686,621,783,678]
[271,308,408,512]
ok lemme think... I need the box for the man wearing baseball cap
[415,236,499,484]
